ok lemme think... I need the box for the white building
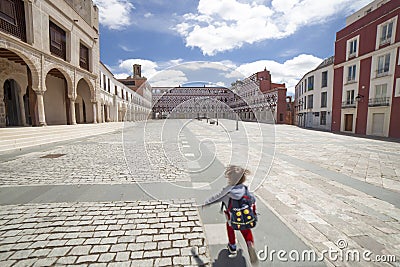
[295,56,334,131]
[0,0,152,127]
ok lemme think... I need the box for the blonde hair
[225,165,250,186]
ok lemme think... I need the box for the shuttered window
[0,0,16,25]
[79,43,89,71]
[49,21,66,60]
[0,0,26,41]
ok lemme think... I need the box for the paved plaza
[0,119,399,266]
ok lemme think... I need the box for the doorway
[344,114,353,132]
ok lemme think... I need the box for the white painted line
[192,182,212,190]
[184,153,195,157]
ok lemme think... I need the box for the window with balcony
[79,43,89,71]
[347,65,356,82]
[49,21,66,60]
[307,76,314,91]
[377,54,390,77]
[342,90,356,108]
[321,92,327,108]
[369,84,389,106]
[380,21,393,46]
[322,71,328,88]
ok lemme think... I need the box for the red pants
[226,222,254,245]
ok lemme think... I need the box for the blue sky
[93,0,373,94]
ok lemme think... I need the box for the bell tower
[133,64,141,77]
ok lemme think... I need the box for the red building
[230,68,293,124]
[332,0,400,138]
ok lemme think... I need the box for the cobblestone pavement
[187,119,400,266]
[0,200,209,267]
[0,122,190,186]
[1,119,399,266]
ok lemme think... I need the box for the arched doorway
[76,79,94,123]
[0,48,37,127]
[3,79,23,126]
[44,68,69,125]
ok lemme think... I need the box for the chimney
[133,64,141,77]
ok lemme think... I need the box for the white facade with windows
[295,57,334,131]
[99,63,152,122]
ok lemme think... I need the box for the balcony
[368,97,390,107]
[342,100,356,108]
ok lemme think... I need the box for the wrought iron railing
[368,97,390,107]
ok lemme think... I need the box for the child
[203,165,258,264]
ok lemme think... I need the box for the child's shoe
[227,243,237,258]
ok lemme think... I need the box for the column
[92,102,97,123]
[36,91,46,126]
[0,98,6,127]
[102,104,105,123]
[18,92,27,126]
[70,98,76,125]
[106,105,110,122]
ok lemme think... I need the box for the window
[107,78,110,93]
[375,84,387,98]
[349,39,357,58]
[346,90,355,104]
[49,21,66,60]
[320,111,327,125]
[307,76,314,90]
[322,71,328,88]
[347,65,356,82]
[115,85,118,95]
[307,95,313,109]
[377,54,390,76]
[380,21,393,45]
[321,92,327,108]
[103,74,106,90]
[0,0,16,25]
[79,43,89,71]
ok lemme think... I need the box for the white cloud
[118,59,158,79]
[175,0,372,55]
[112,54,322,94]
[232,54,323,94]
[149,70,189,87]
[93,0,134,30]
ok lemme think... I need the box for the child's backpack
[227,186,257,230]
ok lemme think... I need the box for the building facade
[230,68,293,124]
[99,63,152,122]
[332,0,400,138]
[152,86,233,119]
[0,0,151,128]
[295,56,334,131]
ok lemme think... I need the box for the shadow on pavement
[212,249,247,267]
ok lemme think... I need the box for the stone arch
[0,44,40,90]
[44,68,70,125]
[43,65,73,96]
[0,47,38,127]
[76,75,96,101]
[76,78,94,123]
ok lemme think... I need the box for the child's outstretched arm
[202,186,232,207]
